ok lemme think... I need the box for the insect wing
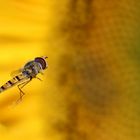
[10,68,23,77]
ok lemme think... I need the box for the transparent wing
[10,68,24,77]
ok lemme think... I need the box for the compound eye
[34,57,46,69]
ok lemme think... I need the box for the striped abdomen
[0,74,28,93]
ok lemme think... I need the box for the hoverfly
[0,56,48,101]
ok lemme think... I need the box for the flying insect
[0,56,48,101]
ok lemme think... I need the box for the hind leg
[17,79,31,102]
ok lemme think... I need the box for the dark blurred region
[45,0,140,140]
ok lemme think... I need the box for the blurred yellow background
[0,0,49,140]
[0,0,140,140]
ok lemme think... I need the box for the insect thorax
[22,61,42,78]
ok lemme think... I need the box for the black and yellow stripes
[0,74,27,93]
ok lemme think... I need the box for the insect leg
[17,79,31,101]
[36,76,42,81]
